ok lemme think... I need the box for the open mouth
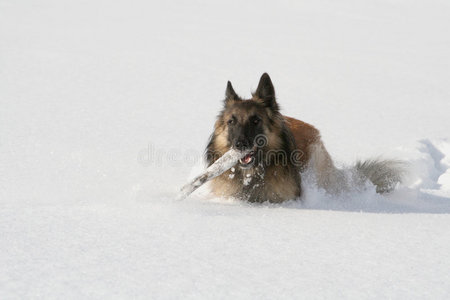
[239,151,255,167]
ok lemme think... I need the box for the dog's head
[211,73,283,169]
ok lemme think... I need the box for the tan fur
[284,116,320,169]
[285,116,348,193]
[212,121,229,156]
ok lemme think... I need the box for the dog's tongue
[243,154,252,164]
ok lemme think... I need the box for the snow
[1,0,450,298]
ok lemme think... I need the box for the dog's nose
[234,139,250,151]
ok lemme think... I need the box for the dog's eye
[227,119,234,125]
[253,117,261,125]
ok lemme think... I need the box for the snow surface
[1,0,450,298]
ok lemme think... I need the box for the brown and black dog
[206,73,404,203]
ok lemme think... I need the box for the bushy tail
[354,159,407,193]
[308,140,407,194]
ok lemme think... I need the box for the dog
[205,73,405,203]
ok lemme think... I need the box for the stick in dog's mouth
[177,148,250,200]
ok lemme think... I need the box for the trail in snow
[177,139,450,214]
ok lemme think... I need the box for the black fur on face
[225,101,266,151]
[224,73,278,149]
[206,73,283,168]
[223,101,269,168]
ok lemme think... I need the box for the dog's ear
[225,81,240,103]
[254,73,279,111]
